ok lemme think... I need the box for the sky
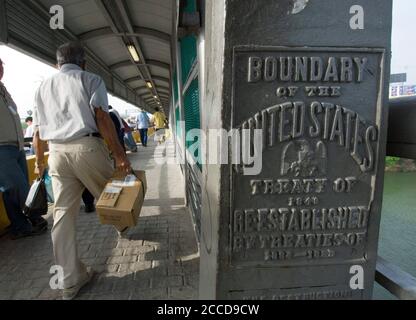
[0,47,141,119]
[390,0,416,83]
[0,0,414,118]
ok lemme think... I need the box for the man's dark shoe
[29,217,48,229]
[84,204,96,213]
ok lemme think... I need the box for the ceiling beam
[136,85,169,92]
[142,92,170,99]
[144,100,169,106]
[147,102,159,106]
[125,75,170,85]
[95,0,169,106]
[109,59,170,71]
[113,0,165,103]
[130,83,170,92]
[151,87,170,94]
[137,92,166,101]
[22,0,148,110]
[143,98,169,105]
[94,0,153,109]
[78,26,171,44]
[144,96,169,102]
[146,59,171,71]
[135,86,170,94]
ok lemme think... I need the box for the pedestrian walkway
[0,139,200,300]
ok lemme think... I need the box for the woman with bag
[0,57,48,240]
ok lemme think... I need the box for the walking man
[122,119,138,153]
[136,109,150,147]
[0,57,48,240]
[152,107,168,145]
[108,106,126,151]
[33,42,131,300]
[25,117,35,155]
[25,117,35,139]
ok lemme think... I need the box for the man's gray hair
[56,42,86,66]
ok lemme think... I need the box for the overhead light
[146,81,153,89]
[127,44,140,62]
[154,95,158,99]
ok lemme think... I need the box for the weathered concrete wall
[199,0,226,299]
[200,0,392,300]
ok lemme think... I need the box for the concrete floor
[0,140,200,300]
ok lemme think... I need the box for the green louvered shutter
[183,78,201,169]
[183,0,197,12]
[173,69,179,106]
[175,106,181,139]
[180,36,197,84]
[180,0,198,82]
[180,0,198,84]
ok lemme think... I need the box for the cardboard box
[96,171,147,227]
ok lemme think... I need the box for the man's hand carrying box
[96,171,147,227]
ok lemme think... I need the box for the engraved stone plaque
[199,0,392,300]
[228,47,386,299]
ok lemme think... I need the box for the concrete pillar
[200,0,392,300]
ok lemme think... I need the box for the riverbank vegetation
[385,157,416,172]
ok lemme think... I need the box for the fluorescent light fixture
[146,81,153,89]
[127,44,140,62]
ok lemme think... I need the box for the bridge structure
[0,0,415,300]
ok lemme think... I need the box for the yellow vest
[153,112,167,129]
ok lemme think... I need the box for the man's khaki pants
[48,137,118,289]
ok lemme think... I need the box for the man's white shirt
[33,64,109,143]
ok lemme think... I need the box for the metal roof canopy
[0,0,174,114]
